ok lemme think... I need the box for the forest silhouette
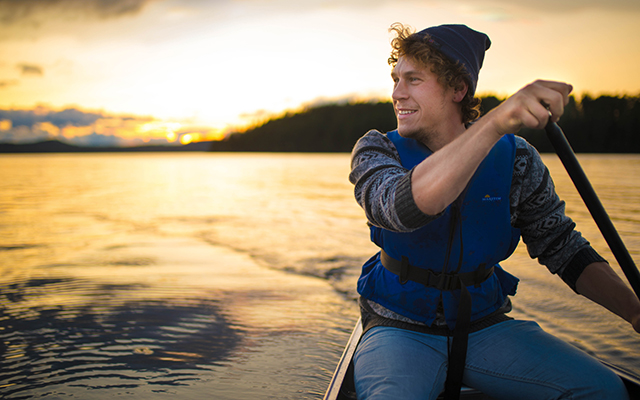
[210,95,640,153]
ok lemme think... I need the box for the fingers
[533,79,573,105]
[524,97,554,128]
[532,80,572,123]
[488,79,573,136]
[517,80,573,129]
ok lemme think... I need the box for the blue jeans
[353,320,629,400]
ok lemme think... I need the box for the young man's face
[391,56,455,144]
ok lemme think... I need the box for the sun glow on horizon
[1,1,640,146]
[180,133,195,145]
[0,103,234,146]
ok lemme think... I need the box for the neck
[419,120,467,151]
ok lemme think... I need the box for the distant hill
[517,95,640,153]
[210,102,397,153]
[0,140,215,153]
[4,95,640,154]
[210,95,640,153]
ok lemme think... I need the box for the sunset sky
[1,0,639,146]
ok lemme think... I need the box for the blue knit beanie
[418,24,491,95]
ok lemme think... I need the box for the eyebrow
[391,69,423,79]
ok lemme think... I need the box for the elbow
[411,181,452,216]
[414,194,448,216]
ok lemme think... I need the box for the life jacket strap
[381,249,483,400]
[380,250,494,290]
[444,279,472,400]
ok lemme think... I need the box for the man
[349,23,640,400]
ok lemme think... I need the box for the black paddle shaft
[544,121,640,301]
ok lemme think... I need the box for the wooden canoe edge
[323,318,363,400]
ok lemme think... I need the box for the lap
[353,320,628,400]
[465,320,628,399]
[353,326,449,400]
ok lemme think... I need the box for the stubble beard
[395,97,449,148]
[397,123,438,148]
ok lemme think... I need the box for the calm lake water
[1,151,640,398]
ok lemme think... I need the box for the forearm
[411,116,502,215]
[411,80,573,216]
[575,262,640,333]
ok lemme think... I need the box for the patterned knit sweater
[349,130,605,326]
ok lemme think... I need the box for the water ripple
[0,278,243,399]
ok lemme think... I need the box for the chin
[397,125,418,139]
[397,125,432,146]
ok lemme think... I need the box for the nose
[392,79,407,101]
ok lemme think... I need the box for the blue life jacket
[357,130,521,328]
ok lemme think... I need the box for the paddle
[544,121,640,301]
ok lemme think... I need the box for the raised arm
[410,80,573,215]
[350,80,573,232]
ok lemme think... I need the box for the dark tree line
[515,95,640,153]
[210,95,640,153]
[210,102,397,152]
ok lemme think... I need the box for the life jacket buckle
[399,256,410,284]
[379,250,494,290]
[434,273,455,291]
[474,263,488,288]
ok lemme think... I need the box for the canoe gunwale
[323,318,362,400]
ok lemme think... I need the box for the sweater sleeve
[510,136,607,291]
[349,130,440,232]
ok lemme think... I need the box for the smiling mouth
[398,110,417,116]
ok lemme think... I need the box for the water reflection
[1,153,639,397]
[1,278,243,398]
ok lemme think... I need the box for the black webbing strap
[379,250,494,290]
[379,250,491,400]
[444,280,472,400]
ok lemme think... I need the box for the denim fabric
[353,320,629,400]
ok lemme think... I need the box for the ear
[452,81,469,103]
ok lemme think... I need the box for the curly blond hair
[388,23,482,123]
